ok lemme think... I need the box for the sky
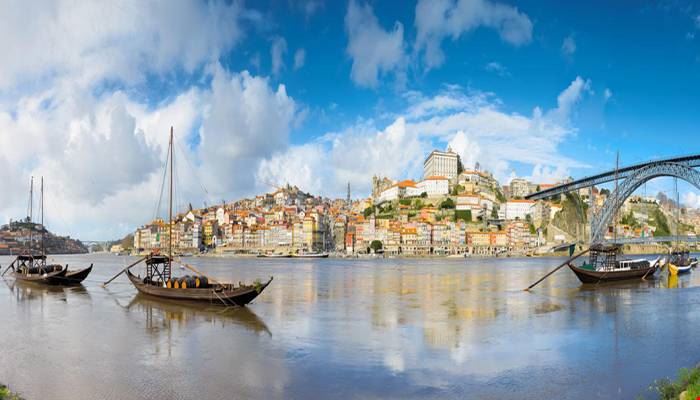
[1,0,700,240]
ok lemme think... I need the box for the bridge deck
[526,154,700,200]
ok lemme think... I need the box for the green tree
[491,205,499,219]
[363,206,375,218]
[399,199,412,206]
[420,192,428,198]
[440,198,456,209]
[600,188,611,196]
[451,184,464,195]
[370,240,383,252]
[455,210,472,222]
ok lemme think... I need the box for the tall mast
[169,126,173,264]
[41,177,44,255]
[29,176,33,251]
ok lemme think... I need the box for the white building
[377,180,421,203]
[417,176,449,197]
[499,200,535,220]
[509,178,531,198]
[423,147,459,180]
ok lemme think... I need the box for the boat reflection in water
[4,278,90,303]
[125,294,271,336]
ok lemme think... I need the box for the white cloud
[258,76,590,196]
[0,64,299,240]
[345,0,406,88]
[484,61,509,77]
[561,35,576,57]
[0,0,250,91]
[683,192,700,209]
[414,0,533,69]
[271,37,288,76]
[604,88,613,103]
[294,48,306,70]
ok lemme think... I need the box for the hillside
[0,220,88,255]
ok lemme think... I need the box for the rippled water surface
[2,253,700,399]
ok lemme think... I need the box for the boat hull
[669,263,692,275]
[12,267,68,285]
[126,270,272,306]
[293,254,329,258]
[568,263,657,284]
[63,264,93,284]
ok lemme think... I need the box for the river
[0,253,699,399]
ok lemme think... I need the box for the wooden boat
[5,254,93,285]
[667,250,695,275]
[106,127,272,306]
[292,252,329,258]
[257,253,292,258]
[126,258,272,306]
[567,244,659,284]
[1,178,93,285]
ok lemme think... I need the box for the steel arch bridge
[526,155,700,244]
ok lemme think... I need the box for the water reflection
[3,254,700,399]
[3,277,90,302]
[126,294,271,336]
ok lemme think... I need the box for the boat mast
[169,126,173,269]
[41,177,44,256]
[29,176,33,252]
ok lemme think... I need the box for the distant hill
[0,220,88,255]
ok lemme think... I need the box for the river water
[1,253,699,399]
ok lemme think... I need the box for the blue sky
[0,0,699,239]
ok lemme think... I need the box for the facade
[423,147,459,180]
[417,176,449,197]
[500,200,535,220]
[509,178,531,198]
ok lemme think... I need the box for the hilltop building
[424,147,460,180]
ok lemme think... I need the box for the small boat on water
[125,255,272,306]
[104,127,272,307]
[1,177,92,285]
[257,253,292,258]
[568,244,659,284]
[667,250,696,275]
[292,252,329,258]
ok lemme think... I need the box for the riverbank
[646,364,700,399]
[0,384,23,400]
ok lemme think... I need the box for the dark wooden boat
[5,254,93,285]
[293,252,329,258]
[257,253,292,258]
[106,128,273,307]
[567,244,659,284]
[1,177,94,286]
[126,265,272,306]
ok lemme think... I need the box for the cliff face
[0,221,88,255]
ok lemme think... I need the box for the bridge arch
[591,162,700,243]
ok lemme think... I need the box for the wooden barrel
[173,279,180,289]
[166,279,172,288]
[195,276,209,288]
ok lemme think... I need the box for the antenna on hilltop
[346,182,351,206]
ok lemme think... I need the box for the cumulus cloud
[258,76,590,196]
[414,0,533,69]
[294,48,306,70]
[0,0,251,91]
[345,0,406,88]
[0,64,299,239]
[561,35,576,57]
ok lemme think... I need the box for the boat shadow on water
[124,293,271,336]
